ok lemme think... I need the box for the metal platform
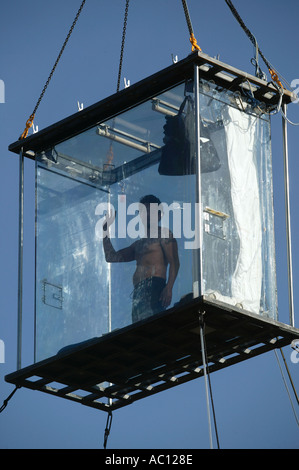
[5,297,299,412]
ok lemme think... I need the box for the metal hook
[124,77,130,88]
[77,101,84,111]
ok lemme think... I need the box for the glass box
[9,54,283,363]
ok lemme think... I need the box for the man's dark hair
[139,194,161,205]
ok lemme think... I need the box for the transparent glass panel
[35,81,198,361]
[35,165,110,361]
[199,80,277,319]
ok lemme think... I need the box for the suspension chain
[116,0,130,93]
[224,0,283,88]
[181,0,201,51]
[103,410,113,449]
[20,0,87,139]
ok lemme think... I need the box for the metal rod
[282,104,295,327]
[17,149,24,370]
[107,190,113,409]
[192,65,203,297]
[274,350,299,426]
[280,348,299,405]
[108,191,112,335]
[97,126,160,153]
[199,314,213,449]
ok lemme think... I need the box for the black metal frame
[5,296,299,412]
[9,51,293,158]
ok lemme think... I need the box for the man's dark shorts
[132,277,166,323]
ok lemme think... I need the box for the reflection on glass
[34,76,278,362]
[35,82,197,361]
[35,167,110,361]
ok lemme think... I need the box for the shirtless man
[103,195,180,322]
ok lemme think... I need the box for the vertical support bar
[34,160,37,363]
[17,148,24,370]
[108,190,112,334]
[193,65,203,298]
[107,190,113,409]
[282,104,295,327]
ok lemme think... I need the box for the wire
[0,386,21,413]
[250,35,267,81]
[224,0,284,89]
[20,0,87,140]
[202,325,221,449]
[280,108,299,126]
[116,0,130,93]
[279,348,299,406]
[199,318,213,448]
[224,0,299,125]
[274,350,299,428]
[103,410,113,448]
[199,313,220,449]
[270,81,299,125]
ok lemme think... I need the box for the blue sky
[0,0,299,449]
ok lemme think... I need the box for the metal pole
[107,190,112,334]
[17,149,24,370]
[282,104,295,327]
[107,190,112,408]
[193,65,203,298]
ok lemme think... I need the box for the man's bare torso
[133,237,167,286]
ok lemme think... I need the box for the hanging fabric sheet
[223,106,262,314]
[206,105,262,314]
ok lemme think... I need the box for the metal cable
[201,321,220,449]
[224,0,269,67]
[20,0,87,139]
[199,313,220,449]
[181,0,194,37]
[103,410,113,449]
[181,0,201,51]
[0,386,21,413]
[199,319,213,449]
[224,0,284,88]
[274,350,299,427]
[116,0,130,93]
[279,348,299,406]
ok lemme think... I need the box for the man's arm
[103,236,136,263]
[102,213,136,263]
[160,234,180,307]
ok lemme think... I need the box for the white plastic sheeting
[210,106,262,314]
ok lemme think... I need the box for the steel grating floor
[5,296,299,412]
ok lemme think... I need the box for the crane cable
[181,0,202,52]
[274,349,299,427]
[224,0,285,90]
[199,313,220,449]
[0,385,21,413]
[103,410,113,449]
[19,0,87,140]
[116,0,130,93]
[279,347,299,406]
[104,0,130,171]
